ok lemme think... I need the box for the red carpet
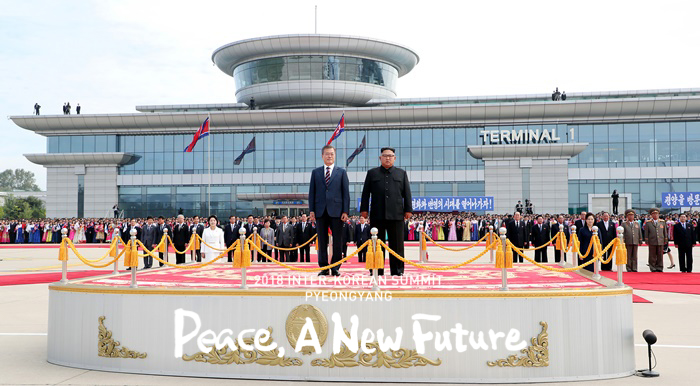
[0,271,116,286]
[601,271,700,297]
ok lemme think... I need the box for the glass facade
[233,56,398,90]
[45,119,700,217]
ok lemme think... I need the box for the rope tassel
[505,244,514,268]
[58,239,68,261]
[373,243,384,269]
[365,244,375,269]
[616,239,627,266]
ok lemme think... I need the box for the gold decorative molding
[98,316,147,359]
[286,304,328,355]
[487,322,549,367]
[311,330,441,368]
[182,327,302,367]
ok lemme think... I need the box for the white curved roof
[211,34,420,77]
[24,153,137,166]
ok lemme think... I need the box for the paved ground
[0,244,697,385]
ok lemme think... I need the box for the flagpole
[207,114,211,215]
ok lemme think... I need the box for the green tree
[1,195,45,219]
[0,169,40,192]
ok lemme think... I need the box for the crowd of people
[0,208,696,273]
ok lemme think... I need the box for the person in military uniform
[644,208,667,272]
[360,147,412,276]
[620,209,642,272]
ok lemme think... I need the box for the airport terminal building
[11,34,700,218]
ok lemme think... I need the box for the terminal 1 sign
[480,128,561,145]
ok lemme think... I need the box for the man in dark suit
[276,216,295,262]
[674,214,695,273]
[550,215,570,263]
[171,215,190,264]
[596,212,617,271]
[360,147,413,276]
[574,211,587,235]
[309,145,350,276]
[141,216,157,269]
[243,215,256,236]
[296,213,314,263]
[224,216,240,263]
[354,216,371,262]
[154,216,171,267]
[530,215,550,263]
[189,216,205,262]
[9,222,16,244]
[506,212,526,263]
[341,220,352,259]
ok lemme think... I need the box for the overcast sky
[2,0,698,190]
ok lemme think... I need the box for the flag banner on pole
[326,114,345,145]
[234,137,256,165]
[346,135,366,166]
[184,117,210,152]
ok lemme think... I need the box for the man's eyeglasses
[381,154,396,158]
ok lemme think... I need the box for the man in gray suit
[644,208,667,272]
[621,209,642,272]
[141,216,157,269]
[276,215,295,262]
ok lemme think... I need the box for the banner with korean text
[356,196,494,212]
[661,192,700,208]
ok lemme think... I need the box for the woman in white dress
[201,215,225,261]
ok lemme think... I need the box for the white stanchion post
[558,227,565,267]
[370,227,379,291]
[113,230,120,275]
[418,225,426,263]
[239,227,248,290]
[488,226,494,264]
[592,226,601,280]
[253,227,258,263]
[499,227,508,291]
[60,228,68,284]
[616,226,625,287]
[129,228,138,288]
[571,225,578,267]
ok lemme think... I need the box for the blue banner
[661,192,700,208]
[357,196,494,212]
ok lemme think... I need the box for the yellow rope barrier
[258,233,318,251]
[136,239,238,269]
[249,240,370,272]
[380,238,500,271]
[77,238,119,263]
[65,238,125,268]
[520,233,561,251]
[165,235,197,254]
[195,234,229,252]
[421,232,489,252]
[508,240,599,272]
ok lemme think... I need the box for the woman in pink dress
[41,222,48,243]
[0,223,9,243]
[448,219,457,241]
[431,221,439,240]
[105,224,114,242]
[68,223,76,241]
[408,221,415,241]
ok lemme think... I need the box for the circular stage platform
[47,261,635,383]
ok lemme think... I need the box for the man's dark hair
[380,147,396,154]
[321,145,335,154]
[536,215,543,219]
[158,216,164,220]
[147,216,153,220]
[230,215,235,219]
[248,215,254,219]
